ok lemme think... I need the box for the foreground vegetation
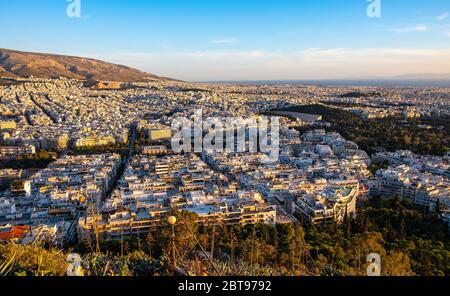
[1,198,448,276]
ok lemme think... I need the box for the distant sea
[203,79,450,88]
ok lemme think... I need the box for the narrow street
[105,124,138,199]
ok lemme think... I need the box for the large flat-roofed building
[0,145,36,159]
[293,180,358,225]
[138,122,172,141]
[149,129,172,141]
[371,164,450,211]
[142,145,169,155]
[74,136,116,148]
[0,169,23,187]
[0,121,17,130]
[79,195,277,242]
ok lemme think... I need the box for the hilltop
[0,48,173,82]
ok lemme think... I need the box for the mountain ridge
[0,48,175,82]
[390,73,450,80]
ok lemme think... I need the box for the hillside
[0,48,171,82]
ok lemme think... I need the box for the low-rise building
[0,145,36,159]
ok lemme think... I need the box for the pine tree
[435,199,441,215]
[146,232,154,258]
[344,206,352,238]
[399,216,407,241]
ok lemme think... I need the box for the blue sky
[1,0,450,81]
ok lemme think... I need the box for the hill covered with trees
[280,104,450,156]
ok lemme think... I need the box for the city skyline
[1,0,450,81]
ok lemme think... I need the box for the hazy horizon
[196,78,450,88]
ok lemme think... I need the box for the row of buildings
[0,154,122,245]
[202,129,369,226]
[78,154,277,242]
[0,145,36,160]
[370,151,450,221]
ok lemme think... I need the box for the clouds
[90,48,450,81]
[436,12,449,21]
[210,38,238,44]
[387,24,428,33]
[386,12,450,35]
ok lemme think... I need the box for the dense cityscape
[0,76,449,276]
